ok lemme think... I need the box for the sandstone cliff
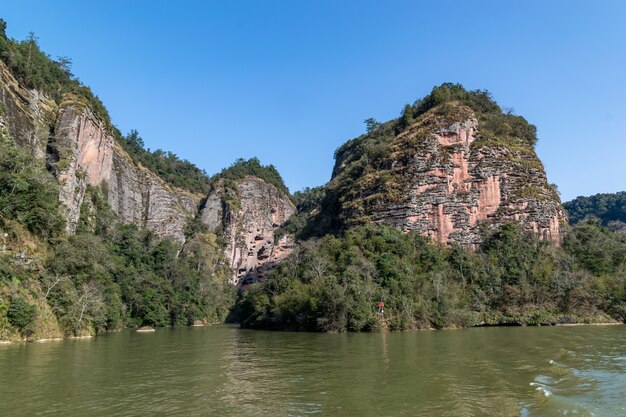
[200,176,295,284]
[0,59,54,158]
[325,85,566,247]
[0,60,200,246]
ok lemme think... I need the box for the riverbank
[1,318,623,345]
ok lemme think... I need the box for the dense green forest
[210,157,291,196]
[235,221,626,331]
[0,136,233,340]
[118,130,211,195]
[565,192,626,232]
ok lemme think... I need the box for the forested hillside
[235,221,626,331]
[0,135,234,340]
[564,192,626,232]
[0,21,232,341]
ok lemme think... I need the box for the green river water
[0,325,624,416]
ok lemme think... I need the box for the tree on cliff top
[119,130,210,195]
[210,157,290,197]
[0,19,111,128]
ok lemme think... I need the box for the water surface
[1,325,624,416]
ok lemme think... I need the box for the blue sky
[2,1,625,201]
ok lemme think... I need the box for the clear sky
[2,1,625,201]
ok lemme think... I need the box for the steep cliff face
[0,60,199,245]
[326,88,566,247]
[107,147,200,246]
[0,60,54,158]
[200,176,295,284]
[50,106,201,245]
[52,104,114,232]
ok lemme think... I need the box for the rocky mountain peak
[322,84,566,247]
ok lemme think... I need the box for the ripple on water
[522,340,626,417]
[1,325,625,417]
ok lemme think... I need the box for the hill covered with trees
[0,135,234,340]
[564,192,626,232]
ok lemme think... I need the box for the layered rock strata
[0,61,199,245]
[201,176,295,284]
[330,106,566,247]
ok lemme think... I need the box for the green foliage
[563,219,626,275]
[364,118,380,133]
[0,19,111,128]
[0,135,65,240]
[409,83,537,146]
[414,83,500,116]
[6,296,36,336]
[236,223,626,332]
[0,171,233,336]
[564,192,626,230]
[118,130,210,195]
[45,218,235,333]
[210,157,290,197]
[275,186,327,239]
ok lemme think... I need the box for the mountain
[0,22,294,340]
[312,83,565,246]
[234,85,625,332]
[564,192,626,232]
[200,159,296,285]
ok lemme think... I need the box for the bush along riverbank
[233,223,626,332]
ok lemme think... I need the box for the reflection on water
[0,325,624,416]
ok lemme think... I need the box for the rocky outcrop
[107,147,199,246]
[329,103,566,247]
[201,176,295,284]
[50,106,200,245]
[0,60,54,158]
[53,104,114,232]
[0,60,199,245]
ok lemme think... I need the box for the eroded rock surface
[107,146,200,246]
[330,107,566,247]
[50,106,200,245]
[0,59,199,245]
[53,105,114,232]
[0,60,55,158]
[201,176,295,284]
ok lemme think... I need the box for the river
[1,325,624,416]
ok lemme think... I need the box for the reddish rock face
[51,105,200,245]
[201,177,295,285]
[330,107,566,247]
[54,106,114,232]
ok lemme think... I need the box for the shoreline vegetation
[233,223,626,333]
[1,321,623,345]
